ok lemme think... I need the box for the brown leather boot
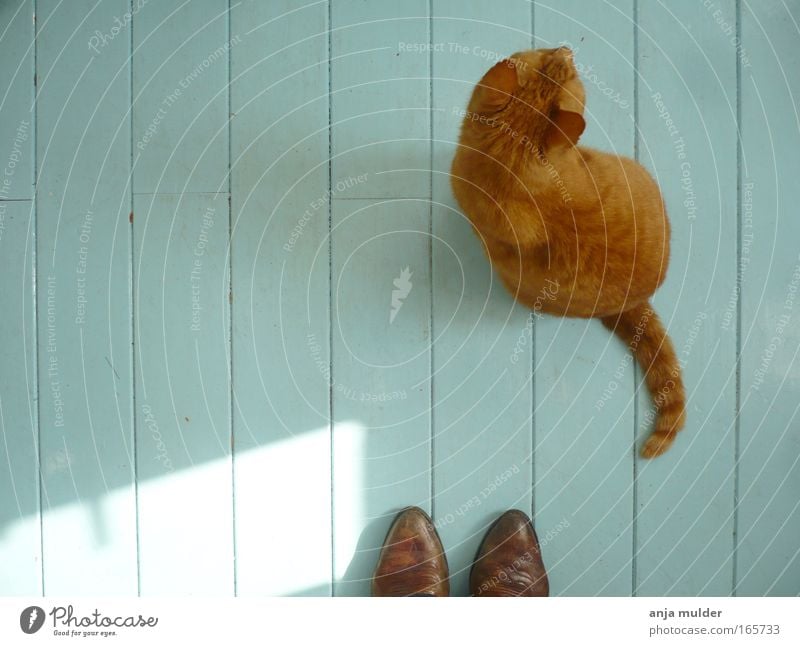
[371,507,449,596]
[470,509,549,597]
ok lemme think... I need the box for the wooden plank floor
[0,0,798,596]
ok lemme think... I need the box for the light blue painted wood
[132,0,233,595]
[330,0,432,598]
[230,0,332,596]
[1,0,798,599]
[0,202,40,594]
[133,192,233,594]
[0,0,34,200]
[432,0,534,596]
[0,0,38,595]
[133,0,230,194]
[738,0,800,596]
[533,0,635,596]
[331,198,431,595]
[635,0,737,596]
[331,0,430,198]
[36,0,136,595]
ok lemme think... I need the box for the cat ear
[545,108,585,147]
[475,59,520,110]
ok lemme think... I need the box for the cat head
[465,47,586,150]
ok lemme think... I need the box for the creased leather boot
[470,509,549,597]
[371,507,449,596]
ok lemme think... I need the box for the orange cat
[451,47,685,458]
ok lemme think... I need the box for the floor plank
[36,0,137,595]
[133,192,233,594]
[132,0,234,595]
[0,0,33,199]
[230,0,332,597]
[331,198,432,595]
[330,1,433,596]
[133,0,230,194]
[331,0,430,199]
[0,0,38,595]
[738,0,800,596]
[0,202,39,594]
[533,0,635,596]
[635,0,738,596]
[432,0,535,596]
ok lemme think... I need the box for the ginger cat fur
[451,47,685,458]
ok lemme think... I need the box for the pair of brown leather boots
[372,507,549,596]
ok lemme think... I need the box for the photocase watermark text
[651,92,696,221]
[284,173,368,252]
[74,209,93,325]
[136,34,242,152]
[190,206,215,332]
[87,0,148,55]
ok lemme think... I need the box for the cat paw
[640,432,675,459]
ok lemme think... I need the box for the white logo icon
[20,605,45,634]
[390,267,413,324]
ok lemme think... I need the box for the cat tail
[601,301,686,458]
